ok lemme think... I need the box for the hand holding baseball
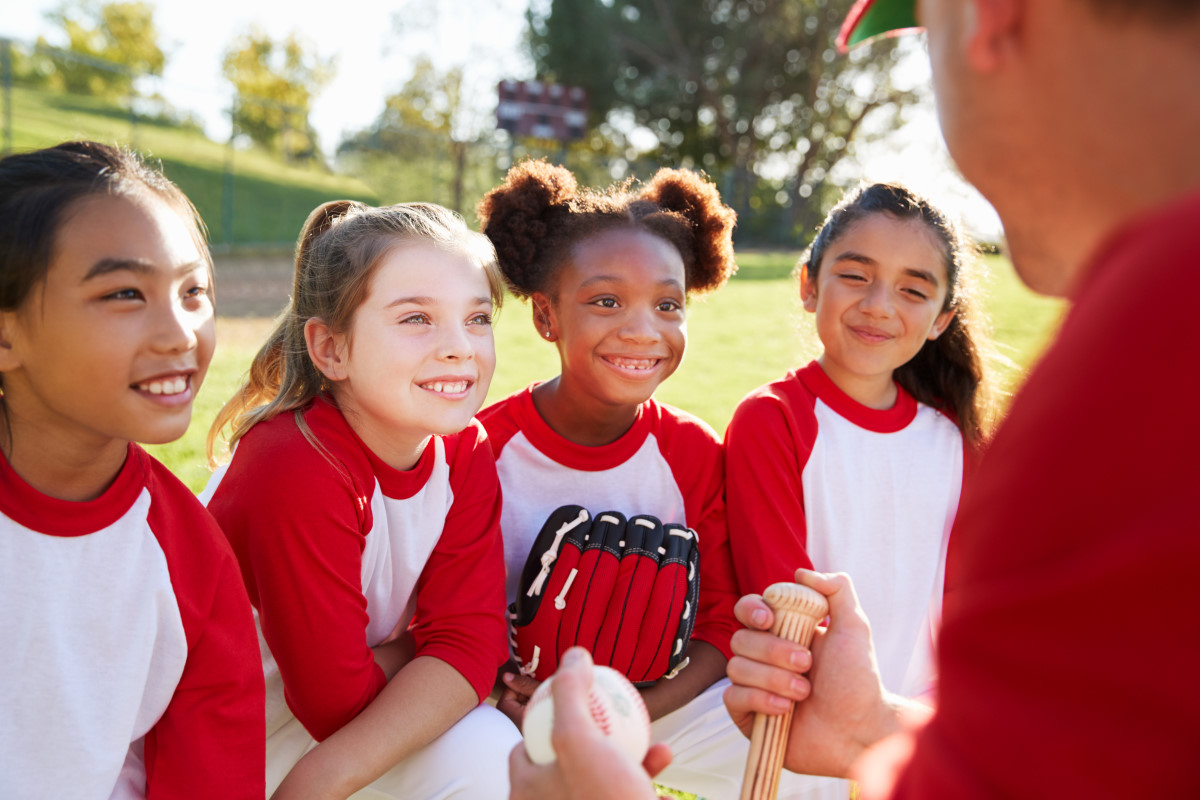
[509,648,672,800]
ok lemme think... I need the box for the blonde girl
[204,200,519,799]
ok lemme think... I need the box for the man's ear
[531,292,558,342]
[799,264,818,313]
[966,0,1024,72]
[304,317,348,382]
[0,311,22,373]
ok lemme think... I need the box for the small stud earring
[543,331,552,339]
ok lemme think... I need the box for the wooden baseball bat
[739,582,830,800]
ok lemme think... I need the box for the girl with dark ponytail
[479,160,822,798]
[203,200,519,799]
[725,181,999,798]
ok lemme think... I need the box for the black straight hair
[0,140,210,314]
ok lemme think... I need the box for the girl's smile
[601,354,668,377]
[132,372,198,405]
[417,376,476,398]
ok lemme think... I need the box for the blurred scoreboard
[497,80,589,142]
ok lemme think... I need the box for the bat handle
[739,582,830,800]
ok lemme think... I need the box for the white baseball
[521,664,651,766]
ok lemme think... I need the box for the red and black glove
[508,505,700,687]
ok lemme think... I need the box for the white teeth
[611,357,659,370]
[139,377,187,396]
[423,381,469,394]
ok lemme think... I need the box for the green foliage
[377,57,468,138]
[528,0,916,240]
[41,0,165,98]
[338,57,479,213]
[221,28,334,161]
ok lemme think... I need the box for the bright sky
[5,0,1001,239]
[6,0,533,148]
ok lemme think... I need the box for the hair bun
[641,168,737,294]
[297,200,364,265]
[478,159,580,296]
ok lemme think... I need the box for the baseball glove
[508,504,700,687]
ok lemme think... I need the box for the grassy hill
[6,84,377,244]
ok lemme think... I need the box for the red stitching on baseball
[588,689,612,736]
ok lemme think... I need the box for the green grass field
[148,252,1066,492]
[7,85,377,244]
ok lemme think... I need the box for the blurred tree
[339,0,627,217]
[528,0,916,239]
[41,0,165,98]
[338,57,476,211]
[221,28,334,161]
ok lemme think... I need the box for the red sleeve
[475,393,521,458]
[657,408,739,660]
[888,208,1200,796]
[206,416,387,742]
[723,383,817,597]
[409,423,510,701]
[142,461,265,798]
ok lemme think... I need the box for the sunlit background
[3,0,1001,240]
[3,0,1060,501]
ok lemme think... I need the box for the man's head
[840,0,1200,297]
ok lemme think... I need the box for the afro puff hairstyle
[477,159,737,299]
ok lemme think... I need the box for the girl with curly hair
[478,160,824,799]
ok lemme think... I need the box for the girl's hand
[508,649,672,800]
[498,670,541,727]
[723,570,926,779]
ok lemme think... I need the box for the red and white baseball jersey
[725,361,964,697]
[203,395,509,743]
[0,443,264,799]
[477,386,739,659]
